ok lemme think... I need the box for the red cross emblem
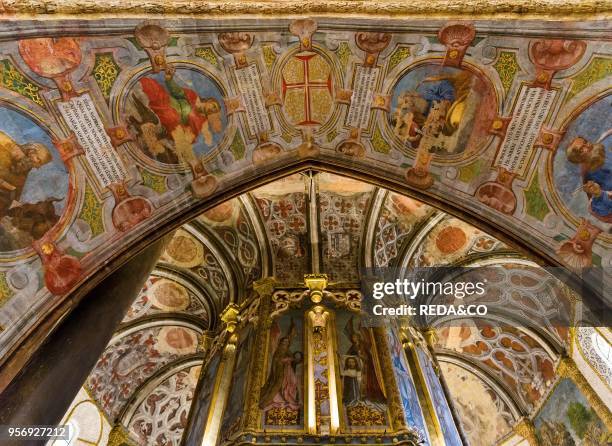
[281,52,333,126]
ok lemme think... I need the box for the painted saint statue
[341,355,362,404]
[344,316,386,404]
[260,318,302,413]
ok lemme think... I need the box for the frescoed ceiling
[49,172,587,446]
[0,16,609,392]
[0,8,608,446]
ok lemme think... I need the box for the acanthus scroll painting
[0,17,609,388]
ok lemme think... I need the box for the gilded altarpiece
[336,311,390,431]
[228,288,421,445]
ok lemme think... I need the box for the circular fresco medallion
[163,230,204,268]
[150,279,190,311]
[0,106,70,255]
[121,64,228,171]
[157,326,198,355]
[18,38,81,78]
[199,200,237,225]
[387,60,497,161]
[435,226,468,254]
[551,93,611,234]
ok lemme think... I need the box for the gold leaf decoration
[0,58,44,106]
[265,407,300,426]
[336,41,352,71]
[195,47,219,67]
[262,45,276,70]
[0,272,13,307]
[93,52,121,100]
[230,130,246,160]
[493,50,520,96]
[326,128,338,143]
[140,168,167,194]
[524,171,550,221]
[387,46,411,74]
[371,124,391,154]
[457,159,484,183]
[566,57,612,103]
[107,424,136,446]
[78,183,105,237]
[346,401,386,426]
[281,131,293,144]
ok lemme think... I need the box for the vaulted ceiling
[0,11,607,446]
[57,171,581,446]
[0,16,609,401]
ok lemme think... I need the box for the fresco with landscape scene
[534,378,610,445]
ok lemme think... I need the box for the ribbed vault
[49,171,602,446]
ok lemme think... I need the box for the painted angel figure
[130,64,223,165]
[128,93,177,164]
[566,129,612,223]
[344,316,386,404]
[259,318,302,412]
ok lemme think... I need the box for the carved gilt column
[557,356,612,430]
[513,417,539,446]
[201,304,241,445]
[182,303,241,446]
[244,277,276,431]
[401,329,445,446]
